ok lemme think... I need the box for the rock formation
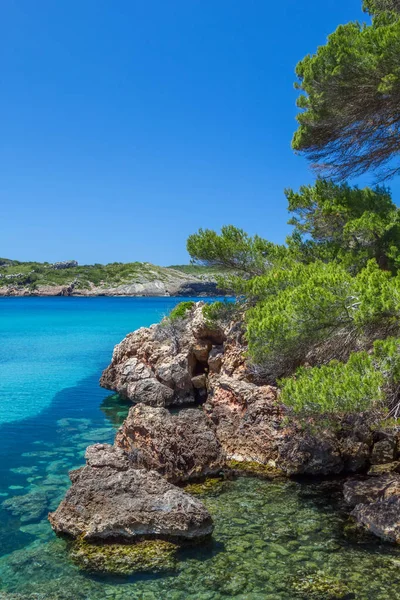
[49,444,213,542]
[50,301,400,565]
[115,404,225,483]
[102,302,380,478]
[100,304,226,406]
[344,474,400,543]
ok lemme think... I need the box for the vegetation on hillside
[0,260,217,291]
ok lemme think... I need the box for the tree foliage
[285,179,400,272]
[245,259,400,377]
[364,0,400,14]
[292,1,400,180]
[280,337,400,417]
[186,225,287,277]
[280,351,385,415]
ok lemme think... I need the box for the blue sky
[0,0,389,265]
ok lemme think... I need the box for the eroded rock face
[100,304,383,478]
[48,444,213,542]
[115,404,225,483]
[100,303,225,406]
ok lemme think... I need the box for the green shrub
[168,301,195,321]
[245,259,400,376]
[280,337,400,416]
[202,300,237,323]
[280,352,384,415]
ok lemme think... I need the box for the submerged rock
[291,572,355,599]
[69,538,178,574]
[2,490,49,523]
[115,404,225,483]
[48,444,213,542]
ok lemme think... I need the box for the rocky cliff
[49,303,400,571]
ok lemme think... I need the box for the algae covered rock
[2,489,49,523]
[69,538,178,574]
[49,444,213,542]
[184,477,228,497]
[291,573,355,599]
[115,404,225,483]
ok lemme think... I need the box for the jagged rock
[192,341,211,363]
[115,405,225,483]
[208,346,224,373]
[344,474,400,543]
[371,438,396,464]
[100,303,224,406]
[279,432,343,476]
[352,497,400,543]
[368,461,400,476]
[343,475,400,506]
[48,444,213,542]
[204,375,283,464]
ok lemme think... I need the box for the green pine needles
[280,338,400,417]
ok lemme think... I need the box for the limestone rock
[2,490,49,523]
[115,405,225,483]
[100,303,226,406]
[344,474,400,544]
[371,438,396,464]
[48,444,213,542]
[352,497,400,543]
[343,475,400,507]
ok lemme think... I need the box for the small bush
[202,300,237,323]
[168,301,195,321]
[280,337,400,417]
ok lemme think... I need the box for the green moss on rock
[184,477,227,496]
[69,538,178,575]
[291,573,355,599]
[227,460,285,479]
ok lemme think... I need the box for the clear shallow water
[1,298,400,599]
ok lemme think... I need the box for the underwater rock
[48,444,213,542]
[69,538,178,574]
[115,404,225,483]
[290,572,355,599]
[2,490,49,523]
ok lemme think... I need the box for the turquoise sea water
[1,297,400,600]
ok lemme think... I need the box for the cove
[1,298,400,599]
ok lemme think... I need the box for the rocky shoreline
[48,302,400,573]
[0,272,224,298]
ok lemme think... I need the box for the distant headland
[0,258,223,297]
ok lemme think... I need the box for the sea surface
[1,297,400,600]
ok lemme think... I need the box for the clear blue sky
[1,0,392,265]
